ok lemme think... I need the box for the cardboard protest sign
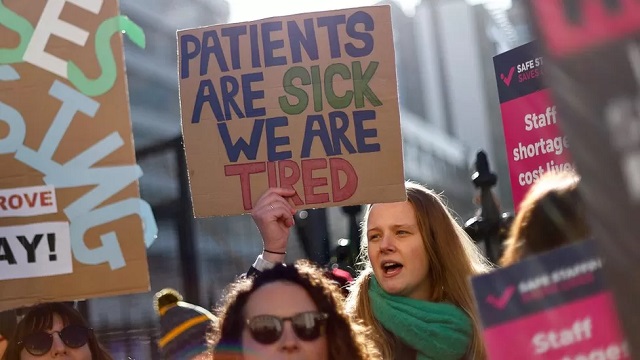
[493,41,573,209]
[0,0,157,311]
[472,241,628,359]
[523,0,640,352]
[178,6,406,217]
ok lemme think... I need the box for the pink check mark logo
[486,286,515,309]
[500,67,516,86]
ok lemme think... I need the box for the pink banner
[500,89,573,208]
[485,292,628,359]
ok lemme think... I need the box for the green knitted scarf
[368,277,472,360]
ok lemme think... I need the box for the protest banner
[0,0,157,311]
[524,0,640,352]
[472,241,628,359]
[177,6,406,217]
[493,41,573,209]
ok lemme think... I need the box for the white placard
[0,222,72,280]
[0,185,58,218]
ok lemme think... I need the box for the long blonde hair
[345,181,491,359]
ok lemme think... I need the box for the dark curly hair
[209,260,379,360]
[2,303,112,360]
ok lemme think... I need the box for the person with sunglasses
[209,260,380,360]
[250,184,491,359]
[2,303,112,360]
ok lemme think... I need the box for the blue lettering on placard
[218,119,264,162]
[317,15,347,59]
[221,25,247,70]
[288,19,319,64]
[262,21,287,67]
[249,24,262,68]
[0,65,25,154]
[242,72,266,118]
[265,116,291,161]
[180,34,200,79]
[71,198,156,269]
[220,75,245,120]
[202,29,229,75]
[346,11,375,57]
[0,71,158,270]
[354,110,380,153]
[301,114,334,158]
[192,79,224,123]
[329,111,356,155]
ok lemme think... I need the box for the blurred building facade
[88,0,522,353]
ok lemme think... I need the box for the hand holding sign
[251,188,297,262]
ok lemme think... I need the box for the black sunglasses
[18,325,91,356]
[246,311,328,345]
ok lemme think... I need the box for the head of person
[210,260,378,360]
[500,170,588,267]
[3,303,111,360]
[153,288,217,359]
[346,181,490,359]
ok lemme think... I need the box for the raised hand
[251,188,297,263]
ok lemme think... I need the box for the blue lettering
[221,25,247,70]
[218,120,265,162]
[354,110,380,153]
[329,111,356,155]
[262,21,287,67]
[346,11,374,57]
[180,34,200,79]
[220,75,245,120]
[266,116,291,161]
[301,114,334,158]
[317,15,346,59]
[7,80,158,267]
[287,19,319,63]
[71,198,157,270]
[201,29,229,75]
[242,72,266,118]
[250,24,262,68]
[0,65,25,154]
[192,79,224,123]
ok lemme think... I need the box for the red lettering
[24,193,38,208]
[8,195,22,210]
[301,159,329,205]
[532,0,640,57]
[330,157,358,202]
[0,196,6,210]
[225,158,360,209]
[224,162,266,210]
[267,162,278,188]
[278,160,304,206]
[41,191,53,207]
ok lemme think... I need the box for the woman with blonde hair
[500,170,588,267]
[249,182,491,359]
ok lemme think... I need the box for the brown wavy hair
[209,260,380,360]
[500,170,588,267]
[2,303,112,360]
[346,181,491,360]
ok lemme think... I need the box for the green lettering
[311,65,322,112]
[278,66,310,115]
[324,63,353,109]
[67,15,145,97]
[353,61,382,108]
[0,1,34,64]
